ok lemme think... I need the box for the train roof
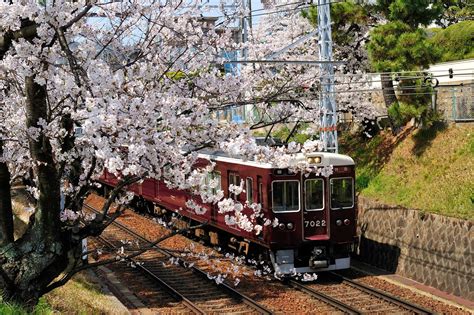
[197,149,355,169]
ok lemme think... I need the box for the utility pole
[240,0,252,121]
[317,0,338,153]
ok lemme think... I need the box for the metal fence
[436,84,474,122]
[451,85,474,122]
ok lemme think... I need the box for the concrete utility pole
[317,0,338,153]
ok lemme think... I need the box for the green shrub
[429,21,474,62]
[356,173,372,190]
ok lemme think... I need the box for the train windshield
[330,177,354,209]
[272,181,300,212]
[305,179,324,210]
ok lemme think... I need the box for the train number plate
[304,220,326,227]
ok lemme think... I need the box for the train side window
[228,172,241,200]
[271,180,300,213]
[330,177,354,209]
[246,177,253,203]
[206,171,221,195]
[257,176,263,207]
[305,179,324,211]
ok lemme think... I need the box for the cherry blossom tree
[0,0,377,307]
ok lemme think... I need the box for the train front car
[268,152,357,275]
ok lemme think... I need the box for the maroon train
[99,150,357,274]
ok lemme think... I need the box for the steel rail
[287,280,361,315]
[85,203,272,315]
[329,272,433,315]
[95,234,206,314]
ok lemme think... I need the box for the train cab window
[330,177,354,209]
[305,179,324,211]
[228,172,241,200]
[272,180,300,213]
[246,177,253,203]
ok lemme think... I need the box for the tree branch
[101,175,144,218]
[43,222,207,295]
[61,4,94,31]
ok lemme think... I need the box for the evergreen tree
[367,0,442,129]
[434,0,474,28]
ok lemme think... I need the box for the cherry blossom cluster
[0,0,378,237]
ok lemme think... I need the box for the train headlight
[344,219,351,226]
[336,219,342,226]
[286,222,294,230]
[278,223,286,230]
[307,156,321,164]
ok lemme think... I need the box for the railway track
[85,204,272,314]
[86,201,438,314]
[288,273,434,314]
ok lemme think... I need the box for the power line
[214,0,343,26]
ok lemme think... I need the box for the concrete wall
[356,197,473,300]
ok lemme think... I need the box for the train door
[302,177,329,240]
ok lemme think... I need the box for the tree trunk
[0,233,83,308]
[381,73,398,131]
[0,76,83,309]
[24,76,62,241]
[0,20,84,309]
[0,141,14,246]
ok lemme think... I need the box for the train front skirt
[270,249,351,274]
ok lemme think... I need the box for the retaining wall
[356,197,473,300]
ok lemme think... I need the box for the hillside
[341,123,474,220]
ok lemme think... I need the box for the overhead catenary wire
[214,0,343,26]
[318,72,474,86]
[210,1,473,102]
[319,85,473,96]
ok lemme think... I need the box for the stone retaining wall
[356,197,473,300]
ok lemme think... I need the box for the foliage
[387,76,439,127]
[367,0,442,130]
[429,21,474,62]
[397,77,432,106]
[388,102,422,127]
[302,1,370,46]
[367,21,441,72]
[272,124,312,144]
[302,0,374,71]
[375,0,442,28]
[433,0,474,27]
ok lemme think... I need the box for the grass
[339,129,399,191]
[0,297,52,315]
[1,271,127,314]
[44,271,129,314]
[358,123,474,220]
